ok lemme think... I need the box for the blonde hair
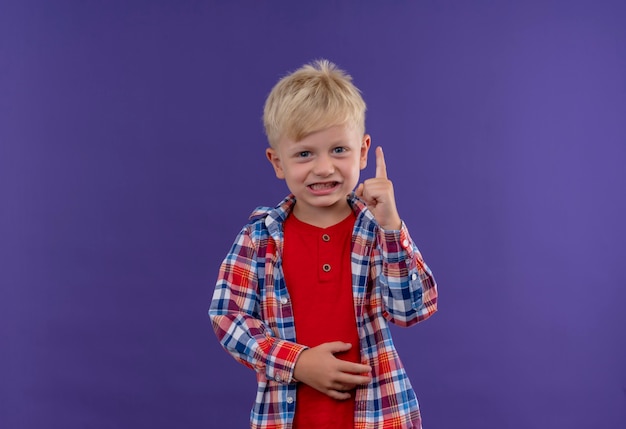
[263,59,366,147]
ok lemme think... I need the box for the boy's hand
[355,146,402,230]
[293,342,372,401]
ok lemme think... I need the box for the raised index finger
[375,146,388,179]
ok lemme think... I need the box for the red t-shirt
[283,213,361,429]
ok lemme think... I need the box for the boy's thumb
[355,183,364,197]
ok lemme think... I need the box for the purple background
[1,1,625,428]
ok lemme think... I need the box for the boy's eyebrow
[289,142,314,150]
[293,138,350,147]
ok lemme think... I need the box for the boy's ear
[360,134,372,170]
[266,147,285,179]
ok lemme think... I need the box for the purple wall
[1,1,625,428]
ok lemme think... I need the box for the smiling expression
[266,124,371,226]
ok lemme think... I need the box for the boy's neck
[292,201,353,228]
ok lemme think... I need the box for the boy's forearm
[377,222,438,326]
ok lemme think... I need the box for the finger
[375,146,387,179]
[333,381,361,393]
[338,360,372,375]
[337,372,372,386]
[322,341,353,354]
[355,183,364,198]
[326,390,351,401]
[332,381,352,391]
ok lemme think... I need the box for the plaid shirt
[210,194,438,429]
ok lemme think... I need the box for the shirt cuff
[264,336,308,384]
[379,221,415,260]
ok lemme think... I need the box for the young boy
[209,60,438,429]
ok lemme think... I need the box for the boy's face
[266,124,371,224]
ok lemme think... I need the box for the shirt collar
[249,193,375,237]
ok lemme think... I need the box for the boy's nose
[313,155,335,176]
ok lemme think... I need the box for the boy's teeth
[310,182,335,190]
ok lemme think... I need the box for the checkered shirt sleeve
[209,223,307,385]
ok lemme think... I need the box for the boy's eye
[333,147,347,154]
[297,151,311,158]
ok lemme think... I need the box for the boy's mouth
[308,182,339,191]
